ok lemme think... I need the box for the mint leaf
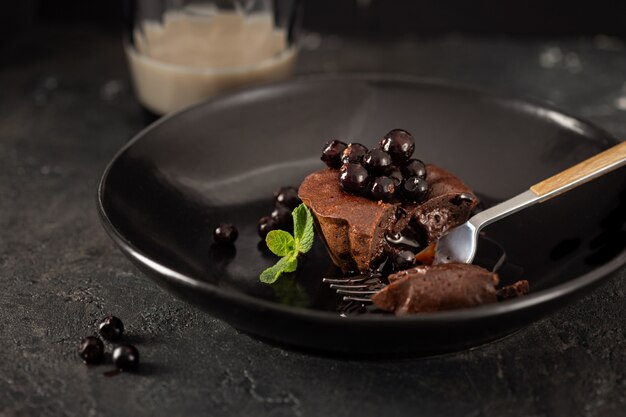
[259,254,298,284]
[281,254,298,273]
[265,230,295,256]
[260,263,282,284]
[259,203,315,284]
[292,204,314,254]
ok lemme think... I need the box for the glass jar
[125,0,301,115]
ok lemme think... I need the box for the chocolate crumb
[497,280,530,300]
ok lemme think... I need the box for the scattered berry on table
[98,315,124,341]
[112,344,140,371]
[78,336,104,365]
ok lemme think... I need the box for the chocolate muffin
[298,164,478,273]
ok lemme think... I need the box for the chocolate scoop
[298,164,478,273]
[371,263,499,315]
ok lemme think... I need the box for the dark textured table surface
[1,25,625,417]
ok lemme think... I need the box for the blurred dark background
[2,0,626,37]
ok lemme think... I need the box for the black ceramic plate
[98,75,626,355]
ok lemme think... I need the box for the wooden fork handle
[530,141,626,200]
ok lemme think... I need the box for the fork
[435,141,626,264]
[322,274,386,303]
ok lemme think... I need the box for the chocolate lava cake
[299,164,478,273]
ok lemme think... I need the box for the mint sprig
[260,204,315,284]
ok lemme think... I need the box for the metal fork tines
[322,274,386,303]
[335,288,379,295]
[322,276,370,284]
[328,283,370,289]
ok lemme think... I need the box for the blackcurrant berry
[78,336,104,365]
[380,129,415,164]
[402,176,429,202]
[271,205,292,231]
[98,315,124,341]
[362,149,392,174]
[369,176,395,201]
[112,344,139,371]
[321,140,347,168]
[213,223,238,245]
[257,216,278,239]
[341,143,368,164]
[339,163,369,195]
[274,186,301,210]
[402,159,427,179]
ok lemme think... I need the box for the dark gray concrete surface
[0,26,625,417]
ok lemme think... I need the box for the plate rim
[97,72,626,324]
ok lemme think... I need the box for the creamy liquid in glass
[126,8,296,114]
